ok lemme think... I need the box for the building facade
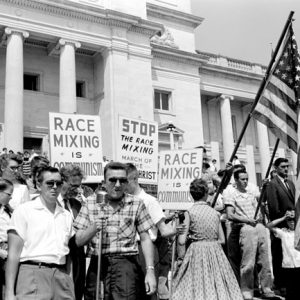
[0,0,296,184]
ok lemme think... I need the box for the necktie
[284,179,293,196]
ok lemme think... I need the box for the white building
[0,0,295,184]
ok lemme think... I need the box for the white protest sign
[158,148,203,210]
[117,116,158,184]
[49,112,104,183]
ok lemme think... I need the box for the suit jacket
[266,175,295,224]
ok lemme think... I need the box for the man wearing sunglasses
[74,161,156,300]
[5,166,75,300]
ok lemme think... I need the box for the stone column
[4,28,29,152]
[256,121,271,178]
[246,144,257,185]
[219,95,234,163]
[59,39,81,113]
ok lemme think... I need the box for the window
[154,90,171,111]
[24,74,39,91]
[76,81,86,98]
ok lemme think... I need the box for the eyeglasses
[108,177,128,185]
[9,166,20,171]
[45,180,63,188]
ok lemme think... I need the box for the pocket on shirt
[118,218,134,239]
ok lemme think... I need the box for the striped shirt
[73,193,153,256]
[223,185,259,220]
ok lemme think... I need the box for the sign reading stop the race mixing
[49,112,105,183]
[158,148,203,210]
[117,116,158,184]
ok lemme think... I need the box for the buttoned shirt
[73,193,153,257]
[223,184,260,220]
[9,196,74,264]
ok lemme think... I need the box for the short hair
[212,159,216,163]
[24,150,29,155]
[36,166,60,184]
[274,157,288,167]
[189,178,208,201]
[0,154,22,169]
[0,178,13,191]
[234,169,247,181]
[125,163,138,177]
[233,164,246,172]
[31,156,50,188]
[60,165,85,182]
[104,162,127,180]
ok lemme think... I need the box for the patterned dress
[171,202,243,300]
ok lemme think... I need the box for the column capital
[220,94,234,101]
[5,27,29,39]
[58,39,81,49]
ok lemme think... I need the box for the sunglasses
[9,166,20,171]
[108,177,128,185]
[45,180,63,188]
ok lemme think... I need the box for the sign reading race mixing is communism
[158,148,203,210]
[49,112,104,183]
[117,115,158,184]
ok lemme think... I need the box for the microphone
[96,189,107,206]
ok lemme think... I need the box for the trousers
[85,255,147,300]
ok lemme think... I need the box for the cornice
[0,0,163,37]
[152,44,209,66]
[146,3,203,29]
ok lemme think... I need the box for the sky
[191,0,300,66]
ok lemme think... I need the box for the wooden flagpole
[211,11,295,208]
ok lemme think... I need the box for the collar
[33,196,65,215]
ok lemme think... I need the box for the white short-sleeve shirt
[9,196,74,264]
[137,189,165,241]
[274,228,300,268]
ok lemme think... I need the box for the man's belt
[20,260,65,269]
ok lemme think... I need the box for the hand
[261,178,269,188]
[145,269,157,295]
[285,210,295,219]
[247,218,257,227]
[225,162,233,170]
[176,224,186,235]
[94,217,107,232]
[0,249,7,259]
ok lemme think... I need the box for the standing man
[265,157,295,296]
[125,163,182,300]
[74,162,156,300]
[60,165,87,300]
[5,166,75,300]
[224,169,275,300]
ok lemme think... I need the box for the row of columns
[219,94,271,181]
[4,28,80,151]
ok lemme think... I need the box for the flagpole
[254,138,280,220]
[211,11,295,208]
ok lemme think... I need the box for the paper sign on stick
[117,116,158,184]
[49,112,104,183]
[158,149,203,210]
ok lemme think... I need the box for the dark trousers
[270,233,285,289]
[85,255,147,300]
[0,258,5,300]
[283,268,300,300]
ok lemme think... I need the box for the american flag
[253,25,300,153]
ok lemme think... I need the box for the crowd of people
[0,148,298,300]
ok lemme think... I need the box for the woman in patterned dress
[171,179,243,300]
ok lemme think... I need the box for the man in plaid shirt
[74,162,156,300]
[223,169,275,300]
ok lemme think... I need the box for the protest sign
[49,112,104,183]
[158,148,203,210]
[117,116,158,184]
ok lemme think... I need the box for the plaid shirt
[223,184,260,220]
[73,193,153,256]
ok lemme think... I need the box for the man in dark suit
[266,157,295,295]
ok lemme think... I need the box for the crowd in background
[0,146,298,300]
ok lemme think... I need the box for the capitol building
[0,0,296,185]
